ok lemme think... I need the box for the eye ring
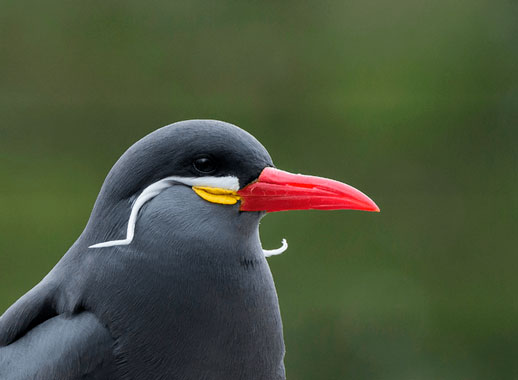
[193,156,217,174]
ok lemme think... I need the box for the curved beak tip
[360,196,380,213]
[370,203,381,213]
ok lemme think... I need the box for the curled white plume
[263,239,288,257]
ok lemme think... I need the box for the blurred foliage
[1,0,517,378]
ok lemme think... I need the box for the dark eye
[193,156,217,174]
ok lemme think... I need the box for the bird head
[86,120,379,253]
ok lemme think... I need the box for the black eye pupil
[193,157,216,173]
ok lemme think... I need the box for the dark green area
[1,0,517,378]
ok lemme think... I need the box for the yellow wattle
[192,186,241,205]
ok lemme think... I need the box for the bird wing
[0,281,59,347]
[0,311,116,379]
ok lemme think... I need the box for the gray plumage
[0,120,285,379]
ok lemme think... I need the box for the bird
[0,120,379,379]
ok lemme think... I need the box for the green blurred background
[1,0,517,378]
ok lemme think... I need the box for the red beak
[237,167,380,213]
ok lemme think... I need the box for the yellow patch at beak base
[192,186,241,205]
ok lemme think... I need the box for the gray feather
[0,312,115,379]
